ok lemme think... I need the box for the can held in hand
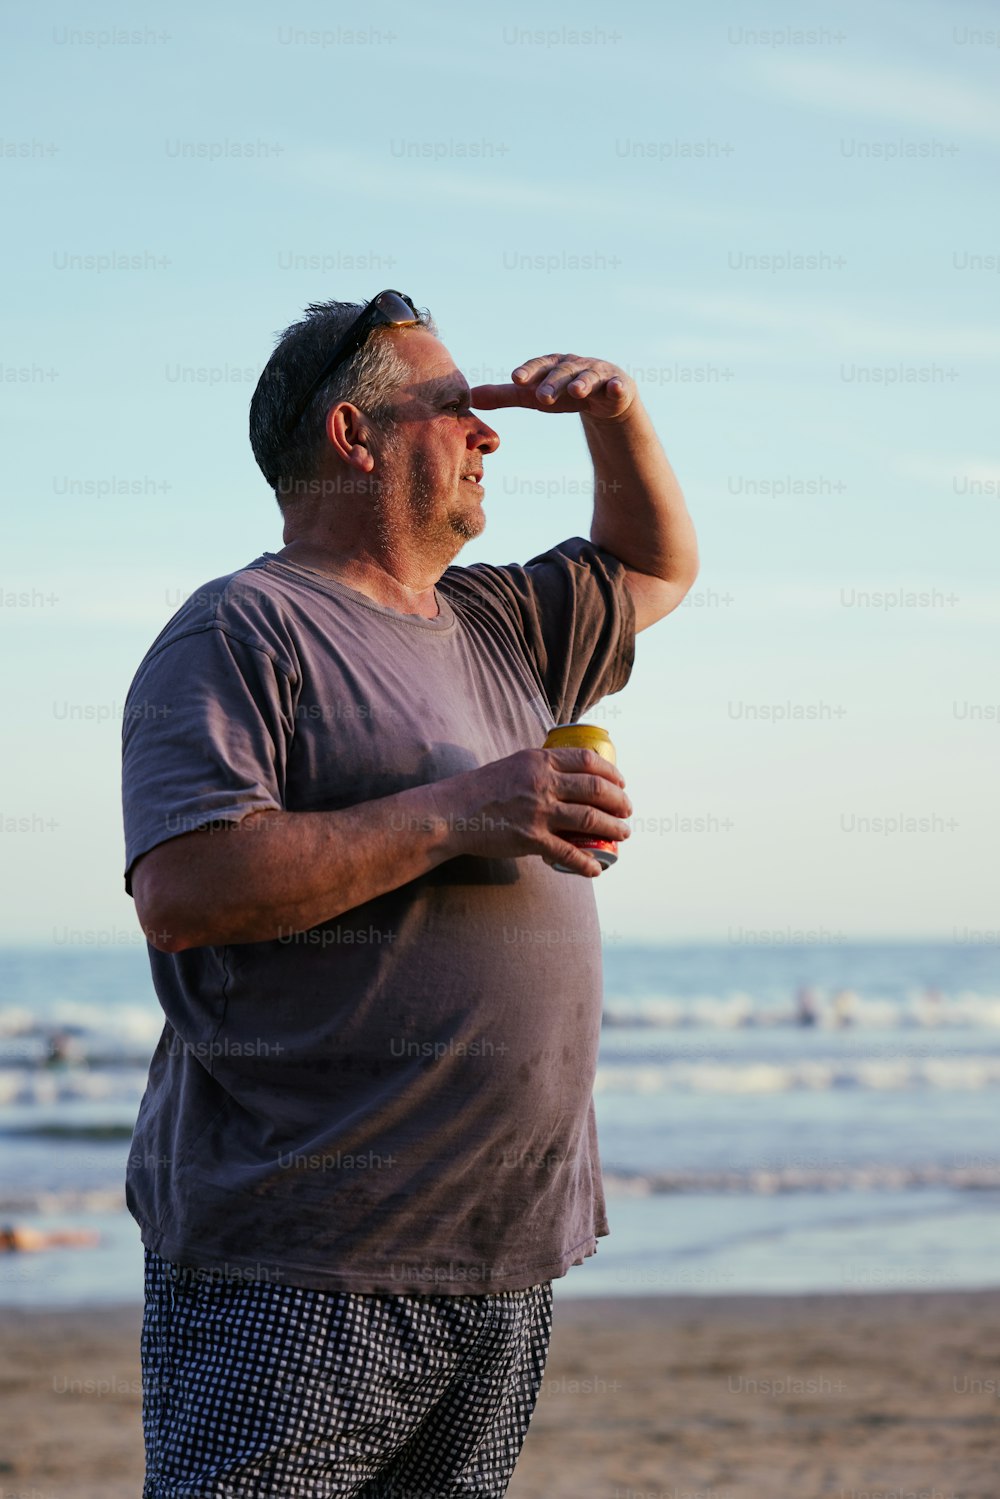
[542,722,619,873]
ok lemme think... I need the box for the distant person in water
[44,1028,84,1066]
[795,985,821,1027]
[833,988,859,1027]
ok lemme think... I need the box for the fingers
[518,355,628,406]
[549,790,631,840]
[544,750,631,839]
[511,354,567,384]
[469,382,525,411]
[473,356,633,417]
[544,745,627,789]
[525,745,630,868]
[468,369,599,409]
[471,359,580,410]
[542,842,604,878]
[532,356,596,406]
[552,771,631,816]
[511,354,592,406]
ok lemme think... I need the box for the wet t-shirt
[121,537,635,1293]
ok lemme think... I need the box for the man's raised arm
[472,354,699,630]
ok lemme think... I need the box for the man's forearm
[133,781,462,953]
[584,399,699,587]
[132,744,633,953]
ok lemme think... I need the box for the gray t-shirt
[121,536,635,1293]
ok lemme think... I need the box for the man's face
[372,328,500,554]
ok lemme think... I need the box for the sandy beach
[1,1290,997,1499]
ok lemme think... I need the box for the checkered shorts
[141,1249,553,1498]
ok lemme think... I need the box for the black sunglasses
[288,290,420,433]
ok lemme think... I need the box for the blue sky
[3,0,998,944]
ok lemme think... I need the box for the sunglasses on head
[288,290,420,434]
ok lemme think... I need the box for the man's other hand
[428,746,633,879]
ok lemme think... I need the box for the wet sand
[1,1290,997,1498]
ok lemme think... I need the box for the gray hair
[249,298,436,505]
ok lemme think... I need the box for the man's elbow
[134,896,193,954]
[625,562,700,630]
[132,858,197,953]
[672,536,700,591]
[672,555,700,598]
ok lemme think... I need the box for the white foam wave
[603,991,1000,1030]
[0,1187,126,1215]
[595,1056,1000,1095]
[0,1069,146,1108]
[604,1162,1000,1194]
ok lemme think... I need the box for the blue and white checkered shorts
[141,1249,553,1498]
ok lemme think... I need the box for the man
[122,290,698,1497]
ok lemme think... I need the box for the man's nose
[468,419,500,454]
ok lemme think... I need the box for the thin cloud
[753,55,1000,142]
[892,455,1000,487]
[284,147,735,228]
[627,291,1000,360]
[731,582,1000,624]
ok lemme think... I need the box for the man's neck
[274,540,442,620]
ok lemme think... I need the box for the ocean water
[1,941,998,1306]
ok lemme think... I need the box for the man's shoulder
[134,557,301,676]
[162,560,268,624]
[185,556,313,624]
[439,537,618,609]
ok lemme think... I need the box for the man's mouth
[461,473,484,487]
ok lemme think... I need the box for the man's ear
[326,403,377,474]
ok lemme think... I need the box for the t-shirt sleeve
[121,624,294,894]
[458,536,636,725]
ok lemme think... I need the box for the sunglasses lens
[288,292,419,434]
[373,291,418,325]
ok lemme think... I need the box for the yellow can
[542,722,619,872]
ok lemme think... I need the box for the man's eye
[445,401,470,414]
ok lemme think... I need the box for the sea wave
[2,1048,1000,1115]
[2,1165,997,1218]
[594,1056,1000,1094]
[0,1069,146,1109]
[0,1186,126,1215]
[603,1162,1000,1194]
[3,988,1000,1066]
[602,991,1000,1030]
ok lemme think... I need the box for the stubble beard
[375,440,485,565]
